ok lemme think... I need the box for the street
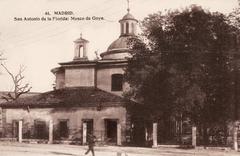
[0,142,239,156]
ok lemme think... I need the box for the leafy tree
[229,8,240,29]
[228,7,240,124]
[124,5,240,144]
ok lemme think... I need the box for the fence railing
[0,122,239,149]
[0,124,107,145]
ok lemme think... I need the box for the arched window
[131,23,135,34]
[126,22,129,34]
[121,23,124,34]
[111,74,123,91]
[78,45,83,57]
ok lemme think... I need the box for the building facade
[0,10,138,145]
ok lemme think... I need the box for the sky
[0,0,239,92]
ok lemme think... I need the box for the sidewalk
[0,142,239,156]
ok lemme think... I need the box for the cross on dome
[127,0,130,13]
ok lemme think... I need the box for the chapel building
[0,9,139,145]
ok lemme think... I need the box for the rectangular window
[111,74,123,91]
[59,119,69,138]
[34,120,47,139]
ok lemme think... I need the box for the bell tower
[119,0,138,37]
[73,33,89,61]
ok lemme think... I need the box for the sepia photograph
[0,0,240,155]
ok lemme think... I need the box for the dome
[107,36,129,51]
[119,13,137,22]
[100,36,132,59]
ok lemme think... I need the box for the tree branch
[1,63,14,80]
[1,95,9,102]
[1,63,32,101]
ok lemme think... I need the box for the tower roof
[119,12,138,22]
[74,37,89,43]
[74,34,89,43]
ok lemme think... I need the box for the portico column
[48,120,53,144]
[152,122,158,147]
[145,126,148,142]
[83,122,87,145]
[117,122,122,146]
[18,120,22,143]
[192,126,197,148]
[233,124,238,151]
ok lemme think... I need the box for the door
[132,119,145,146]
[105,119,117,143]
[59,120,69,138]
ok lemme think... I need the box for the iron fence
[0,125,107,145]
[0,124,239,147]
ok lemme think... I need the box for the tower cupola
[100,1,138,60]
[119,7,138,36]
[73,34,89,61]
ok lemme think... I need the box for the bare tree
[0,52,6,74]
[1,63,32,101]
[0,52,4,61]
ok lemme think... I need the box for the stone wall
[1,106,127,143]
[97,67,130,96]
[65,67,95,87]
[56,70,65,89]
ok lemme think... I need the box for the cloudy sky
[0,0,239,92]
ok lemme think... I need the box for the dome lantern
[100,3,138,60]
[119,10,138,37]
